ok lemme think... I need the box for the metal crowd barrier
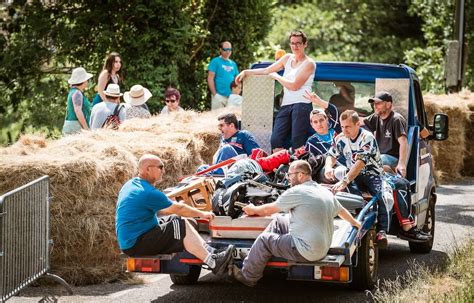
[0,176,72,302]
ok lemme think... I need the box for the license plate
[232,247,251,260]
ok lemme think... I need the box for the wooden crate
[165,177,217,211]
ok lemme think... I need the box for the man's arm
[332,159,365,193]
[243,202,280,217]
[270,61,315,91]
[324,155,338,180]
[396,135,408,177]
[244,132,260,155]
[337,206,362,229]
[303,91,329,109]
[72,90,89,130]
[207,71,217,96]
[160,202,215,220]
[362,114,376,132]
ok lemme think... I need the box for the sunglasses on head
[165,99,177,103]
[221,47,232,51]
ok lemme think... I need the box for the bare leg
[401,223,412,231]
[182,219,208,260]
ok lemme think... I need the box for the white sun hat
[124,84,152,106]
[104,83,123,97]
[68,67,93,85]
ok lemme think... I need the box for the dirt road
[11,179,474,303]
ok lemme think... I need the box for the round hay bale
[424,91,473,182]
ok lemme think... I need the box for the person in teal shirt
[207,41,239,110]
[62,67,93,135]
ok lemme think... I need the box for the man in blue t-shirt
[115,154,234,275]
[213,113,260,164]
[207,41,239,110]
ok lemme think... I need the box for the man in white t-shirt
[230,160,361,287]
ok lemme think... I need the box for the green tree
[0,0,272,145]
[262,0,424,63]
[406,0,473,92]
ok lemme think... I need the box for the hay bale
[0,134,49,156]
[424,90,473,182]
[0,109,236,285]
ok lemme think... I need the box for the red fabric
[392,190,414,226]
[250,148,268,160]
[255,150,290,173]
[294,146,306,158]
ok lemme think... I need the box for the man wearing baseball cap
[364,91,430,243]
[364,91,408,177]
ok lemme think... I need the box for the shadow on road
[149,246,449,303]
[436,203,474,228]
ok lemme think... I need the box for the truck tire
[350,229,378,290]
[409,194,435,254]
[170,265,201,285]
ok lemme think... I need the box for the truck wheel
[170,265,201,285]
[409,195,435,254]
[350,229,378,290]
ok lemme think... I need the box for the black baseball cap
[368,91,392,103]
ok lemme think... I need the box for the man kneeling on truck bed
[115,154,234,275]
[230,160,361,287]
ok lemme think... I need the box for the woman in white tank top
[236,30,316,152]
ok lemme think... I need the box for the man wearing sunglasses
[230,160,361,287]
[160,87,184,115]
[116,154,235,276]
[208,41,239,110]
[236,30,316,153]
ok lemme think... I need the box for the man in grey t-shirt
[231,160,361,287]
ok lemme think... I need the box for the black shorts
[123,216,186,256]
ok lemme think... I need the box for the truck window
[413,80,428,128]
[313,81,374,117]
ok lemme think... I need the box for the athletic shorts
[123,216,186,256]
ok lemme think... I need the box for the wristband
[342,175,350,184]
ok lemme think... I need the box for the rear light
[126,258,161,273]
[314,266,349,282]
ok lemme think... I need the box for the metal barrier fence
[0,176,71,302]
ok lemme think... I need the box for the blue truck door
[411,79,434,219]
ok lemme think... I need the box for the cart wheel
[350,229,378,290]
[409,194,435,254]
[170,265,201,285]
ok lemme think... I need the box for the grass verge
[371,239,473,303]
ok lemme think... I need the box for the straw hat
[68,67,93,85]
[104,83,123,97]
[124,85,152,106]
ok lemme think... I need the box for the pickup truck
[123,61,449,290]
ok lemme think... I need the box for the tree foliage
[263,0,473,93]
[264,0,425,63]
[0,0,272,144]
[1,0,473,145]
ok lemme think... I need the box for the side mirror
[429,113,449,141]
